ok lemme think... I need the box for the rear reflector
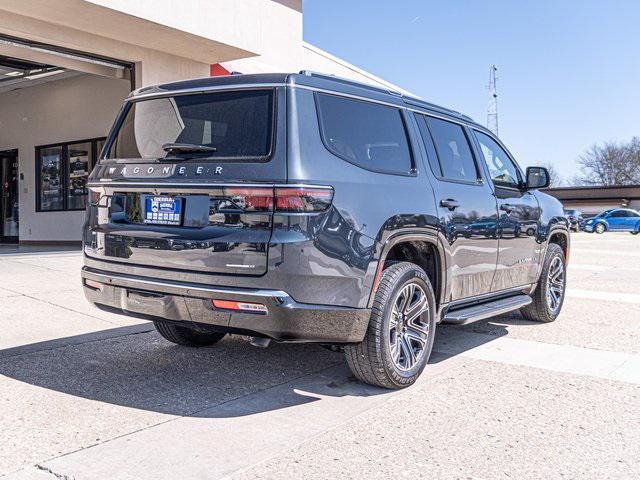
[212,299,268,314]
[84,279,103,291]
[372,260,386,294]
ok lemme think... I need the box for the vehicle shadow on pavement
[0,325,386,418]
[0,318,519,418]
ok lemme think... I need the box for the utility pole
[486,65,499,136]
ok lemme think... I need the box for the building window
[36,137,105,212]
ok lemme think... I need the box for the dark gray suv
[82,72,570,389]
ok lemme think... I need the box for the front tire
[594,223,606,234]
[154,321,226,347]
[345,262,436,389]
[521,243,566,323]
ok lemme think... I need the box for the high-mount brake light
[275,187,334,212]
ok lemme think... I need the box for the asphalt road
[1,232,639,479]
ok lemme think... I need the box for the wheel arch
[547,226,571,263]
[368,233,445,309]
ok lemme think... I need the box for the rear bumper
[81,267,370,343]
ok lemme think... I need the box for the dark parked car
[563,209,583,231]
[582,208,640,234]
[82,72,570,389]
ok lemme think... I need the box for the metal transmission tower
[486,65,499,136]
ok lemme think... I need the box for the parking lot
[1,232,639,479]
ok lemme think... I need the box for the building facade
[0,0,406,244]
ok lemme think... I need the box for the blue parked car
[582,208,640,234]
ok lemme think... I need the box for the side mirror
[525,166,550,190]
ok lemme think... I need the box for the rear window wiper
[161,143,218,153]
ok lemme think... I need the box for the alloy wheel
[388,282,431,371]
[546,256,565,313]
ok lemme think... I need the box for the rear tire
[345,262,436,389]
[521,243,566,323]
[153,321,226,347]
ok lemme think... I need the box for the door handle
[440,198,460,211]
[500,203,516,213]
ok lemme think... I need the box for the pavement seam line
[0,285,125,327]
[221,356,479,480]
[28,358,348,472]
[34,464,74,480]
[0,325,155,360]
[434,329,640,384]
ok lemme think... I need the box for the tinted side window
[425,117,479,182]
[316,93,412,174]
[610,210,627,218]
[474,131,521,188]
[414,114,442,176]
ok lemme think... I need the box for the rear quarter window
[315,93,413,175]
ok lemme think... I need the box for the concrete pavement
[1,232,639,479]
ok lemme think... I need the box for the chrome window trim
[295,85,474,128]
[87,181,333,189]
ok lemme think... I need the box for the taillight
[223,187,273,212]
[275,187,333,212]
[220,186,333,213]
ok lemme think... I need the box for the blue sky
[303,0,640,181]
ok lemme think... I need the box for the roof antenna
[486,65,499,136]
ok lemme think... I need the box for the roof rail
[402,96,474,122]
[298,71,476,124]
[298,70,402,97]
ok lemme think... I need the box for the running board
[442,294,532,325]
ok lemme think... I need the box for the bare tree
[575,137,640,186]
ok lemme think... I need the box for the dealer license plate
[144,196,182,226]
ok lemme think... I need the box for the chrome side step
[442,294,532,325]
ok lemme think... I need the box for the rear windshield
[105,89,274,161]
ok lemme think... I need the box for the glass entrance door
[0,150,19,243]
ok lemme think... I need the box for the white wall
[0,1,304,86]
[0,74,131,242]
[300,43,414,95]
[222,42,413,96]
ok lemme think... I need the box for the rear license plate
[144,196,182,226]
